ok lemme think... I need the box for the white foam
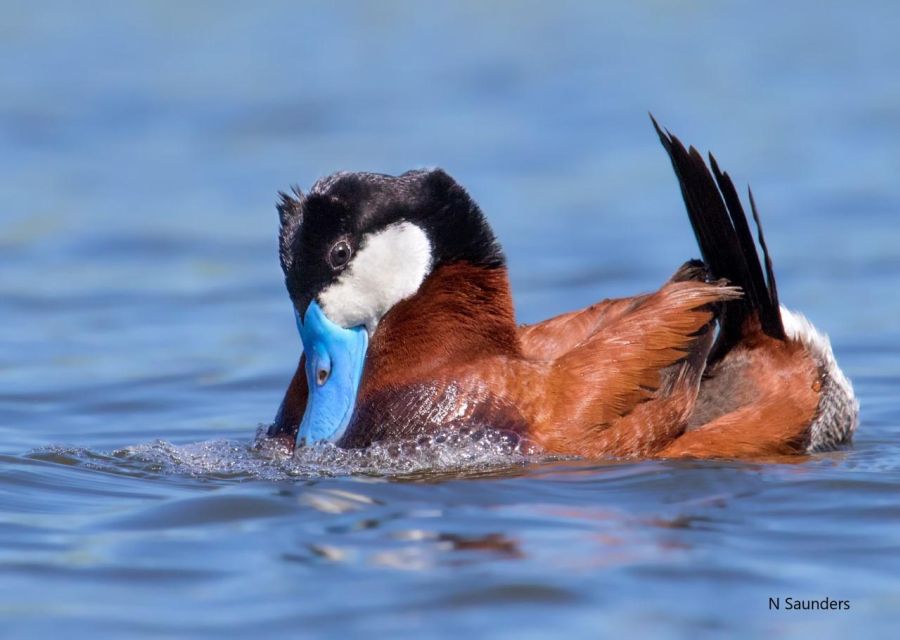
[109,426,543,481]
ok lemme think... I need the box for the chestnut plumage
[266,120,859,459]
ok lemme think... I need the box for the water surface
[1,2,899,638]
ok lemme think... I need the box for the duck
[264,118,858,459]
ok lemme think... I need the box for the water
[2,1,899,638]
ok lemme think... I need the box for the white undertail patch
[780,306,859,452]
[319,222,433,334]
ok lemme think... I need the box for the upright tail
[651,115,783,362]
[650,115,858,454]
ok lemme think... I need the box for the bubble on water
[105,425,546,481]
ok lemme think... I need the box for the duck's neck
[361,262,519,390]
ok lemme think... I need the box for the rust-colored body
[269,122,854,459]
[277,262,822,459]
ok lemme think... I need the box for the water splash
[31,426,547,482]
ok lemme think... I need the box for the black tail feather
[748,187,781,324]
[650,115,785,358]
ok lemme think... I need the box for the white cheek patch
[318,222,432,334]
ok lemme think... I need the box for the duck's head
[271,169,504,448]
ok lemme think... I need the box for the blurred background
[1,1,898,638]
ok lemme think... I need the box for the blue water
[2,2,899,638]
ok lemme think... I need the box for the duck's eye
[328,241,352,269]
